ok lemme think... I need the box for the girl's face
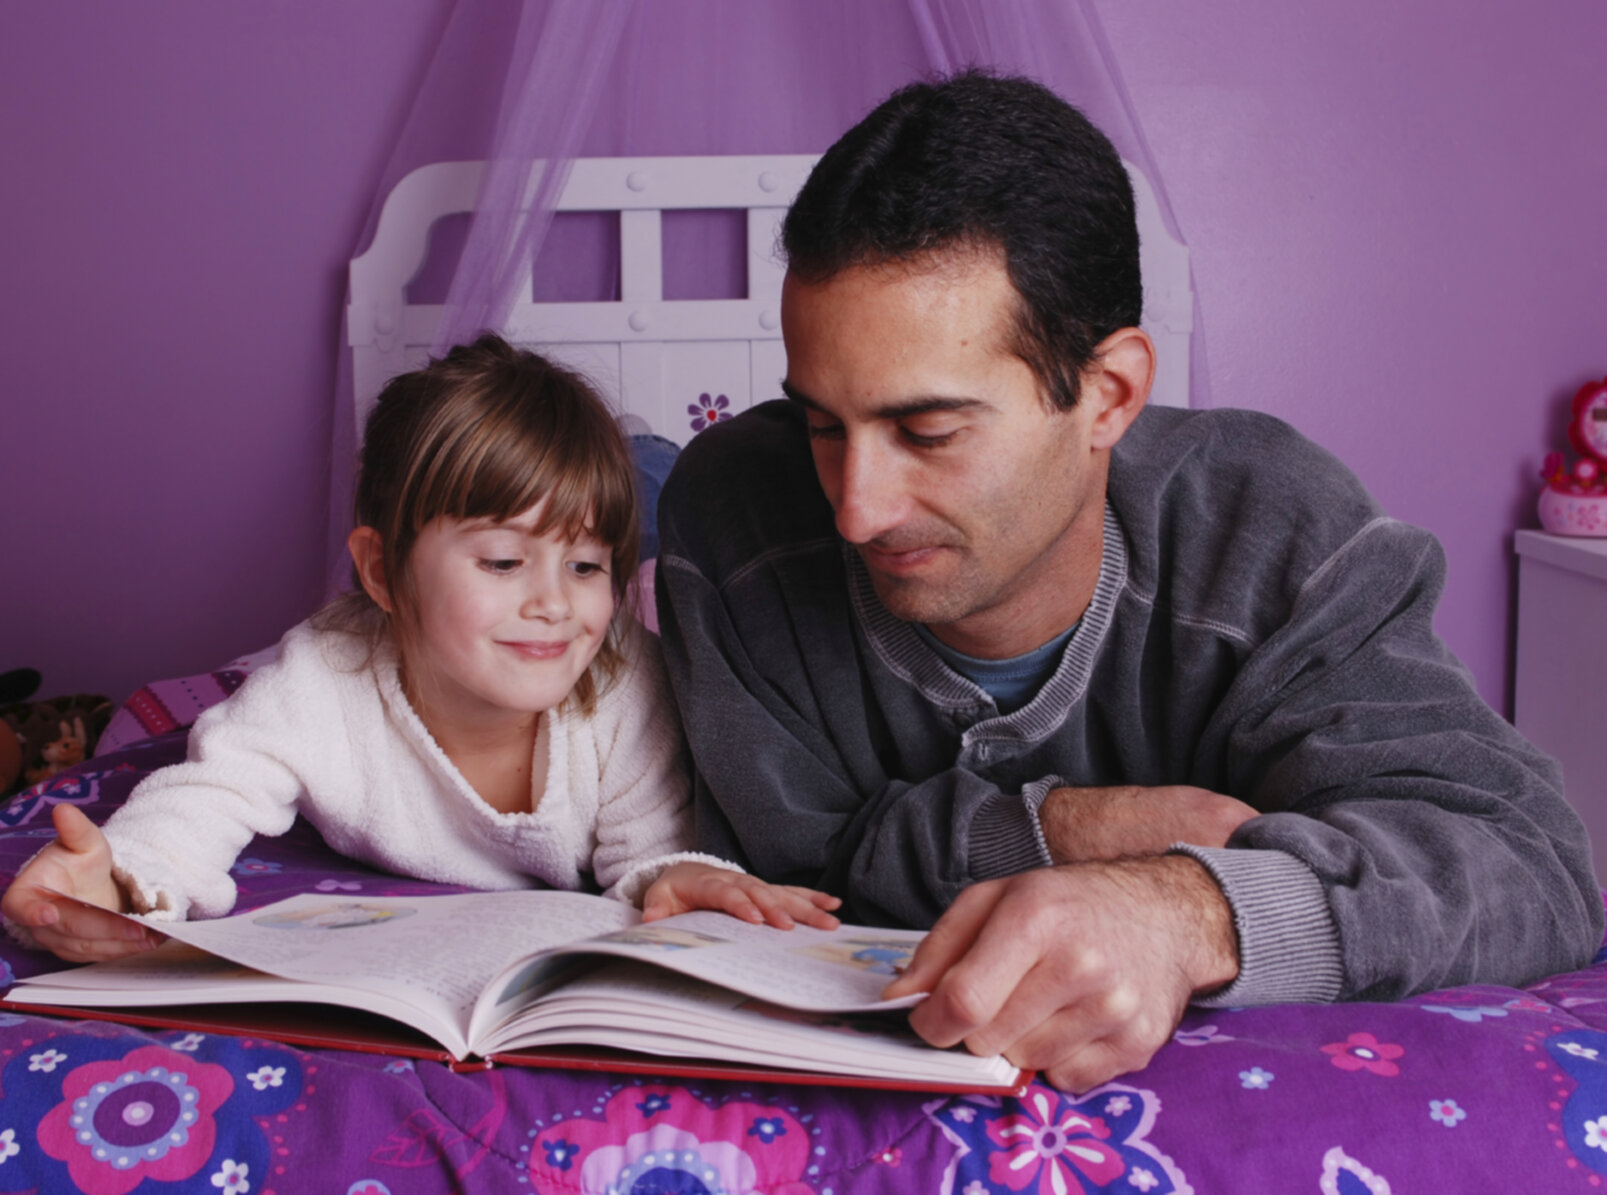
[400,500,616,731]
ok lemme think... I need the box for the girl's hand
[0,805,161,962]
[642,862,842,930]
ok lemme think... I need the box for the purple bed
[0,666,1604,1194]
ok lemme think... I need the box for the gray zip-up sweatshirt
[657,400,1601,1005]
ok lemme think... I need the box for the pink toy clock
[1539,376,1607,536]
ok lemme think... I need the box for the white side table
[1514,529,1607,879]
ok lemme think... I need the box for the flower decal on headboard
[689,393,730,433]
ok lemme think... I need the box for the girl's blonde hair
[319,334,640,714]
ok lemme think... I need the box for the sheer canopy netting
[329,0,1202,580]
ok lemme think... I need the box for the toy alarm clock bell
[1539,376,1607,536]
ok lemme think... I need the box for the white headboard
[347,154,1192,447]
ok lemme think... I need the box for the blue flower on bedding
[636,1092,671,1117]
[688,392,731,432]
[748,1115,787,1142]
[541,1138,579,1170]
[928,1083,1189,1195]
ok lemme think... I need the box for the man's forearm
[1039,784,1258,864]
[1142,853,1241,996]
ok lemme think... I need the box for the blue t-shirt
[914,622,1078,716]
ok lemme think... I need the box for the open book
[4,890,1027,1094]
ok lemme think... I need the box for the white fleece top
[103,618,726,921]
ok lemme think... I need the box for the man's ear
[347,526,394,614]
[1082,327,1155,451]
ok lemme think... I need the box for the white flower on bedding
[1428,1098,1467,1127]
[27,1048,66,1073]
[1584,1116,1607,1152]
[246,1065,285,1091]
[0,1128,18,1164]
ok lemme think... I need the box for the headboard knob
[758,171,780,193]
[628,310,651,333]
[626,171,649,192]
[758,310,779,331]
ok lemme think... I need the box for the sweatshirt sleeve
[589,624,738,905]
[1204,518,1601,1001]
[102,626,333,920]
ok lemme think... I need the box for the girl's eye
[480,559,522,575]
[568,561,608,578]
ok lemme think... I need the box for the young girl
[3,334,838,963]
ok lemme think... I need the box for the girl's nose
[521,572,571,621]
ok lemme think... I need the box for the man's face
[780,251,1116,659]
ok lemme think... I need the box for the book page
[128,890,638,1047]
[476,909,925,1043]
[11,941,480,1056]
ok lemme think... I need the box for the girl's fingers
[716,883,767,924]
[781,886,842,911]
[751,884,841,930]
[738,882,795,929]
[792,904,841,930]
[52,804,103,854]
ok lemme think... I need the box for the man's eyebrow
[780,380,989,420]
[780,380,823,411]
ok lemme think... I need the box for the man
[654,70,1600,1091]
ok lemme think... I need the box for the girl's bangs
[411,399,636,551]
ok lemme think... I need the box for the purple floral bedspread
[1,678,1606,1192]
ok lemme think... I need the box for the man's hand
[1039,784,1258,864]
[0,804,160,962]
[881,856,1238,1092]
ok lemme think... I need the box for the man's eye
[480,559,521,575]
[900,425,959,449]
[806,420,845,442]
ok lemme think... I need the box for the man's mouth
[859,542,947,576]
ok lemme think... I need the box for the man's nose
[831,437,907,545]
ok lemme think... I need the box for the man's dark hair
[782,70,1140,411]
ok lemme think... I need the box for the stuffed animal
[0,683,113,800]
[24,716,90,785]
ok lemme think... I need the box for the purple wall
[3,1,1605,712]
[0,4,448,701]
[1098,1,1607,710]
